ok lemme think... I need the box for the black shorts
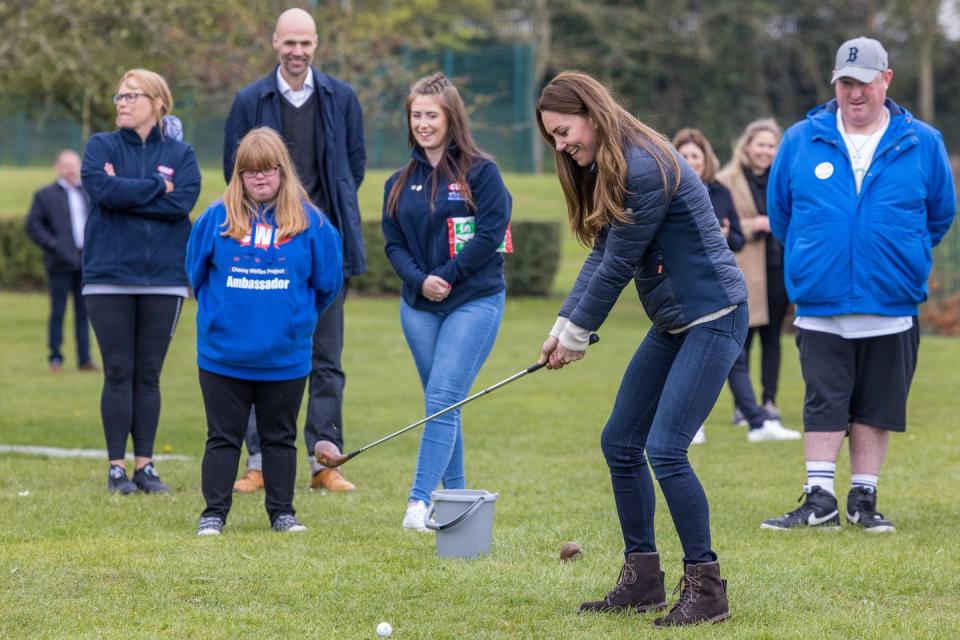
[796,319,919,432]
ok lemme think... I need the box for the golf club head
[314,440,350,468]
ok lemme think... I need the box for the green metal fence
[0,43,538,173]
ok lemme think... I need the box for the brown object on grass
[560,541,582,562]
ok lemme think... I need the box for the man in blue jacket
[223,7,366,493]
[762,37,955,533]
[25,150,97,373]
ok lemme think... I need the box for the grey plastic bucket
[424,489,500,559]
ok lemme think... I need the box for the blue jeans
[401,291,505,504]
[600,304,747,563]
[727,345,767,430]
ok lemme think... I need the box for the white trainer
[692,425,707,445]
[748,419,802,442]
[402,500,430,532]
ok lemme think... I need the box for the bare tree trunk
[915,0,938,123]
[531,0,550,174]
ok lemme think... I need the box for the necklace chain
[844,112,887,161]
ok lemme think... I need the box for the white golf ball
[376,621,392,637]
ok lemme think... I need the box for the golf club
[314,333,600,468]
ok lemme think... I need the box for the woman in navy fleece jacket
[186,128,342,536]
[382,73,511,533]
[81,69,201,496]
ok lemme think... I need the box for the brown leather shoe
[233,469,264,493]
[78,361,100,372]
[311,468,356,492]
[653,560,731,626]
[579,552,668,613]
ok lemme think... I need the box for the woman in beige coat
[717,119,799,441]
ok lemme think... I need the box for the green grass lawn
[2,290,959,638]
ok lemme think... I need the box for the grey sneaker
[107,465,138,495]
[197,515,224,536]
[272,513,306,533]
[132,462,171,493]
[732,408,748,427]
[763,400,781,420]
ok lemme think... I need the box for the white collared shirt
[57,178,87,250]
[276,66,315,108]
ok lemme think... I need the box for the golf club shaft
[343,333,599,459]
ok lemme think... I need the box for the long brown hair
[672,127,721,183]
[386,73,491,216]
[115,69,173,132]
[222,128,311,242]
[536,71,680,246]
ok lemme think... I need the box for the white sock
[308,455,322,475]
[851,474,878,493]
[806,461,836,496]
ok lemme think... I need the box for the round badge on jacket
[814,162,834,180]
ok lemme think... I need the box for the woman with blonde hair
[717,119,800,441]
[186,127,342,536]
[537,71,746,626]
[382,73,512,532]
[81,69,201,495]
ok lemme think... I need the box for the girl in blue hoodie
[186,128,342,536]
[382,73,512,532]
[81,69,201,495]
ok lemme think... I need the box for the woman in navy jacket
[81,69,201,495]
[187,128,342,536]
[382,73,511,533]
[537,72,746,626]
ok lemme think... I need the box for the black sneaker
[846,487,896,533]
[107,465,138,494]
[761,486,841,530]
[271,513,306,533]
[197,515,225,536]
[132,463,171,494]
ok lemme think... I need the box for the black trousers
[47,270,90,365]
[746,262,789,405]
[199,369,306,523]
[305,286,346,452]
[85,294,181,460]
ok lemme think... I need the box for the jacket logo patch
[410,184,423,191]
[157,165,175,178]
[447,183,464,201]
[814,162,834,180]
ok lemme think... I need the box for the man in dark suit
[223,7,365,492]
[25,150,98,372]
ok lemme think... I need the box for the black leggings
[198,369,306,523]
[745,262,789,405]
[85,295,182,460]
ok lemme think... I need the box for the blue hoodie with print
[186,200,342,380]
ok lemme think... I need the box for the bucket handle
[424,497,485,532]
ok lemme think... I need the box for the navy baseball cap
[831,37,888,84]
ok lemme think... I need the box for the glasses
[240,167,280,179]
[112,92,149,105]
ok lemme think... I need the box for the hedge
[0,217,563,297]
[349,219,562,296]
[0,219,45,290]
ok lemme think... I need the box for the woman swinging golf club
[382,73,512,533]
[537,72,747,626]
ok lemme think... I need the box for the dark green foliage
[349,220,403,295]
[0,219,46,290]
[349,219,562,297]
[504,220,562,296]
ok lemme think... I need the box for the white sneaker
[692,425,707,445]
[402,500,430,532]
[747,419,802,442]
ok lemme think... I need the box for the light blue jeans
[401,291,505,504]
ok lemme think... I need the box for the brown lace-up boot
[578,552,668,613]
[653,560,730,626]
